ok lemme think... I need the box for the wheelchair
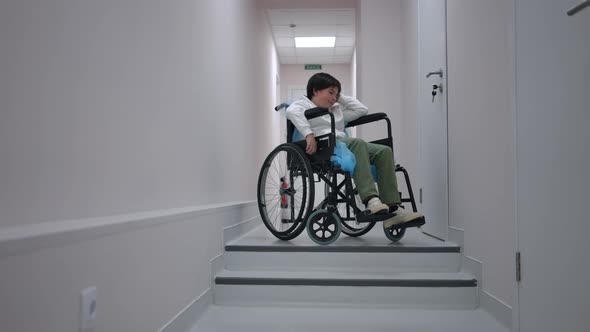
[257,104,425,245]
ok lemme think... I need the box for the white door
[515,1,590,331]
[418,0,448,240]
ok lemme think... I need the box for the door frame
[417,0,450,241]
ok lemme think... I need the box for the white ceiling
[267,8,356,65]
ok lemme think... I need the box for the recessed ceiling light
[295,37,336,48]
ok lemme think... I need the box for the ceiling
[266,8,356,65]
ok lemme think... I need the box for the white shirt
[285,95,368,138]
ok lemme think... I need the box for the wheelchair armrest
[345,113,388,128]
[304,107,330,120]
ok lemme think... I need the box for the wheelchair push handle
[274,103,290,111]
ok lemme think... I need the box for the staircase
[190,225,508,332]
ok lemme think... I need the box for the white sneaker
[384,207,424,229]
[366,197,389,215]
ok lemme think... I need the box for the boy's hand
[305,134,317,155]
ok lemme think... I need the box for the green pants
[337,137,401,205]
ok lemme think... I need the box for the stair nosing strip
[225,245,460,253]
[215,277,476,287]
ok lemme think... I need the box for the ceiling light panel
[295,37,336,48]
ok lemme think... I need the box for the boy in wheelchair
[286,73,424,230]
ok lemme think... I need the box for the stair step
[191,306,509,332]
[228,225,460,253]
[225,250,460,273]
[225,243,460,253]
[216,270,476,287]
[214,270,477,309]
[225,227,462,273]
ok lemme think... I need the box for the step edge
[225,245,460,253]
[215,277,477,287]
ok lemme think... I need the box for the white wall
[259,0,356,9]
[447,0,516,307]
[351,49,357,98]
[0,203,259,332]
[355,0,403,150]
[368,0,516,311]
[0,0,277,228]
[515,1,590,330]
[399,0,420,192]
[279,64,352,102]
[0,0,278,331]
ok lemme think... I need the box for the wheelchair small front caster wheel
[307,209,341,245]
[383,224,406,242]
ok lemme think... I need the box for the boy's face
[312,86,340,109]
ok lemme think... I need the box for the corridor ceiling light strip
[295,37,336,48]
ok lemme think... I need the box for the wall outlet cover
[80,287,97,331]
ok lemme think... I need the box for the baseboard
[158,210,262,331]
[0,201,256,259]
[157,289,212,332]
[223,215,261,244]
[158,250,235,332]
[210,253,225,297]
[481,289,512,330]
[450,226,512,330]
[448,226,464,248]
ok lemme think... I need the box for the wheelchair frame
[257,105,421,244]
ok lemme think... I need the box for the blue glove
[331,141,356,176]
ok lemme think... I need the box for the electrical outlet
[80,287,97,331]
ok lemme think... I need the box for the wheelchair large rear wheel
[257,143,314,240]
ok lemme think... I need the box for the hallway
[1,1,589,331]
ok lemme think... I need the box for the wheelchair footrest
[390,216,426,230]
[355,211,396,224]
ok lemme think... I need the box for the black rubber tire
[383,224,406,242]
[257,143,314,240]
[306,209,342,245]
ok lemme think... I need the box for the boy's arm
[286,102,317,154]
[339,95,368,123]
[285,103,314,138]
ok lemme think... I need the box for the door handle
[567,0,590,16]
[426,69,443,78]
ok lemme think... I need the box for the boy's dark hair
[306,73,341,99]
